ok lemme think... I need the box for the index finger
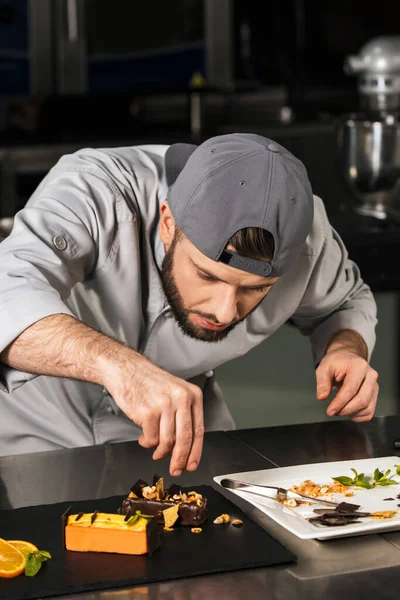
[326,368,365,416]
[187,391,204,471]
[169,406,193,476]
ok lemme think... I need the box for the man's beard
[161,239,241,343]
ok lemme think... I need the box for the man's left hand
[316,344,379,422]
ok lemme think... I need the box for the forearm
[325,328,368,360]
[0,314,205,474]
[292,201,377,366]
[0,314,138,387]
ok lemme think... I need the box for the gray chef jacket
[0,145,377,456]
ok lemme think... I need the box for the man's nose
[213,287,238,325]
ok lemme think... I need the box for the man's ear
[159,201,176,246]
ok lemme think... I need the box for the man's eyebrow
[190,258,225,282]
[190,257,273,289]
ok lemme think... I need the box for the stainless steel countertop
[2,423,400,600]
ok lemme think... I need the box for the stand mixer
[337,36,400,220]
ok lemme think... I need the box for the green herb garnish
[24,550,51,577]
[331,475,354,486]
[135,510,154,518]
[127,511,154,525]
[373,468,398,486]
[332,468,372,489]
[332,466,399,490]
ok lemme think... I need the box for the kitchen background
[1,0,400,428]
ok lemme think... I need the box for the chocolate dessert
[120,475,208,527]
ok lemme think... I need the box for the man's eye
[198,271,215,282]
[247,286,269,293]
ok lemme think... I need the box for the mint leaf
[24,550,51,577]
[25,555,42,577]
[355,472,372,487]
[354,480,372,489]
[333,466,398,491]
[372,467,398,486]
[332,476,353,486]
[374,479,398,486]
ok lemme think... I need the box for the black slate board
[0,485,296,600]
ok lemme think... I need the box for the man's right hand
[101,351,204,477]
[1,313,204,477]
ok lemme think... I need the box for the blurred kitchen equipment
[337,36,400,220]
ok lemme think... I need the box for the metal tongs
[219,477,339,507]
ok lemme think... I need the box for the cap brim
[165,143,198,187]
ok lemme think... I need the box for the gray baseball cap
[165,133,314,277]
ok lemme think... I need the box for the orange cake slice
[63,510,160,555]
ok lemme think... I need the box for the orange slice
[0,538,26,578]
[7,540,38,554]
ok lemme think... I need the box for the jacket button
[53,235,67,251]
[205,370,214,378]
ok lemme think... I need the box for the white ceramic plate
[214,456,400,540]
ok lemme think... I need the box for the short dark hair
[173,226,274,262]
[227,228,275,262]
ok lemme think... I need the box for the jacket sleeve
[289,197,377,366]
[0,168,116,393]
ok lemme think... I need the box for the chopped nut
[232,519,243,526]
[172,494,181,501]
[142,485,157,500]
[196,498,203,507]
[191,527,202,533]
[188,491,203,500]
[213,513,230,524]
[163,526,175,532]
[128,491,138,499]
[290,479,355,499]
[283,498,297,508]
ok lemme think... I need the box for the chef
[0,133,378,476]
